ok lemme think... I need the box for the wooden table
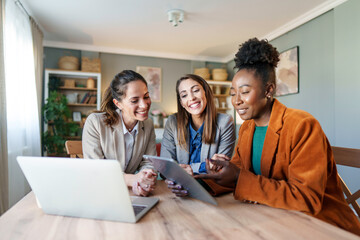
[0,181,358,240]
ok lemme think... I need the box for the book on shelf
[88,92,97,104]
[78,91,97,104]
[83,92,92,104]
[79,92,89,103]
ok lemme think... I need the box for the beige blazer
[82,110,156,173]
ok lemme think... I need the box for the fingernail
[182,190,187,194]
[177,185,181,189]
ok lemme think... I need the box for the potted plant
[42,91,79,156]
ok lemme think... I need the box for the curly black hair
[234,38,280,87]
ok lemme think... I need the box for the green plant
[42,91,79,156]
[48,76,62,91]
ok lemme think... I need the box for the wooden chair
[332,146,360,217]
[156,143,161,156]
[65,140,83,158]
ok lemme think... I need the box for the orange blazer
[208,99,360,235]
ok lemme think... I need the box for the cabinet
[44,69,101,134]
[207,80,232,112]
[45,68,101,112]
[206,80,241,124]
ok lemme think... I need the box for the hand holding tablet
[143,155,217,205]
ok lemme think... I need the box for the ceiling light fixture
[167,9,184,27]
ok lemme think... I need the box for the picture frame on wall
[136,66,162,102]
[275,46,299,96]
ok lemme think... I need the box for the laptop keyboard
[132,205,146,216]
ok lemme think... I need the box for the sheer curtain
[0,0,9,215]
[3,0,41,207]
[30,16,43,126]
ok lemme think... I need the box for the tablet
[143,155,217,205]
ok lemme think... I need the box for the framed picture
[73,112,82,122]
[275,46,299,96]
[136,66,162,102]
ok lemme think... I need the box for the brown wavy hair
[176,74,217,150]
[100,70,147,126]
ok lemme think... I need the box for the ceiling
[21,0,345,62]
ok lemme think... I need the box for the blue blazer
[160,113,236,166]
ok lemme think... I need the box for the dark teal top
[251,126,268,175]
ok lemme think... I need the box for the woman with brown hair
[197,38,360,235]
[82,70,157,196]
[161,74,236,197]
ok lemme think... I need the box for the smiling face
[113,80,151,125]
[231,69,274,126]
[178,78,207,119]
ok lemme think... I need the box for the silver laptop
[143,155,217,205]
[17,156,159,223]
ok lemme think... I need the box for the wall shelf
[213,94,229,97]
[44,69,101,112]
[67,103,97,107]
[58,87,97,91]
[44,69,102,140]
[206,80,236,123]
[205,80,232,86]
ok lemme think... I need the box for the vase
[66,93,79,103]
[153,115,160,128]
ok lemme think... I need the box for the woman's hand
[179,164,194,176]
[209,154,230,172]
[165,179,189,197]
[195,159,240,188]
[132,169,157,196]
[165,164,192,197]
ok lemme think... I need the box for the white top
[120,112,139,169]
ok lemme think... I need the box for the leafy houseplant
[42,91,79,156]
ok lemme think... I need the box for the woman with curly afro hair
[197,38,360,235]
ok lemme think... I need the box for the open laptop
[143,155,217,205]
[17,156,159,223]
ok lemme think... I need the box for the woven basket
[64,79,75,87]
[212,68,228,81]
[194,68,210,80]
[81,57,101,72]
[58,56,79,70]
[212,72,228,81]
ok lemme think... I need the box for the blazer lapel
[241,120,255,171]
[178,128,190,164]
[201,124,219,161]
[200,143,210,161]
[261,99,285,177]
[112,121,126,170]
